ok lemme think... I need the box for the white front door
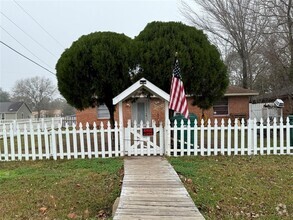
[132,98,150,125]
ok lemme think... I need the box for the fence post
[159,122,164,156]
[286,117,290,154]
[165,119,171,156]
[214,119,218,156]
[260,118,264,155]
[152,121,157,156]
[30,122,36,160]
[266,118,271,155]
[86,122,92,159]
[247,119,252,155]
[119,121,124,157]
[3,124,8,161]
[279,117,284,154]
[114,121,119,157]
[51,122,57,160]
[124,120,131,156]
[36,124,42,160]
[44,124,50,159]
[79,123,85,159]
[107,121,112,157]
[72,123,78,159]
[93,122,99,158]
[146,121,150,156]
[41,118,44,131]
[227,119,231,156]
[180,119,184,156]
[273,118,277,154]
[234,118,239,155]
[65,123,71,159]
[253,118,257,155]
[220,119,225,155]
[194,119,198,156]
[207,119,211,156]
[240,118,245,155]
[58,123,64,159]
[9,124,15,161]
[100,122,105,158]
[200,119,205,156]
[187,119,191,156]
[24,124,29,160]
[16,124,22,160]
[173,120,178,157]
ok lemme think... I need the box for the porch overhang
[113,78,170,105]
[113,78,170,126]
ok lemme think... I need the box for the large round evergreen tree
[56,32,135,126]
[134,21,228,111]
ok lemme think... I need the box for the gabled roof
[225,86,259,97]
[113,78,170,105]
[0,102,31,113]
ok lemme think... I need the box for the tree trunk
[288,0,293,81]
[240,51,248,89]
[201,109,207,126]
[107,104,115,129]
[37,109,41,119]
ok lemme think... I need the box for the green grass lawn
[0,158,123,219]
[168,155,293,220]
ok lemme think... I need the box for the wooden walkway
[113,157,205,220]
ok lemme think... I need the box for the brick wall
[76,107,109,128]
[150,98,165,125]
[186,96,249,124]
[113,100,132,125]
[76,96,251,127]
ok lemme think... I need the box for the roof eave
[113,78,170,105]
[224,93,259,97]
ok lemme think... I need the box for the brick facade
[77,95,251,127]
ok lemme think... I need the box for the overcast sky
[0,0,189,94]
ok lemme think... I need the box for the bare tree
[12,76,56,118]
[181,0,269,89]
[260,0,293,79]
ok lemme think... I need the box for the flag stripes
[169,59,189,118]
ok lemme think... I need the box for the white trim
[113,78,170,105]
[119,102,123,125]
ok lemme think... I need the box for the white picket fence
[166,118,293,156]
[0,117,292,161]
[0,117,62,132]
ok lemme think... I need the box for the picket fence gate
[0,117,293,161]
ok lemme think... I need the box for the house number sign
[142,128,154,136]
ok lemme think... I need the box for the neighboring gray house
[0,102,32,120]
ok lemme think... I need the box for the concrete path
[113,156,205,220]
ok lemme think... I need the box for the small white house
[0,102,32,120]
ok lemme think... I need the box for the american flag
[169,59,189,118]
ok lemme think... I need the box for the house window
[1,113,4,120]
[213,98,228,115]
[97,104,110,119]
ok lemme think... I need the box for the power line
[1,11,58,59]
[1,25,53,70]
[13,0,65,49]
[0,40,56,76]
